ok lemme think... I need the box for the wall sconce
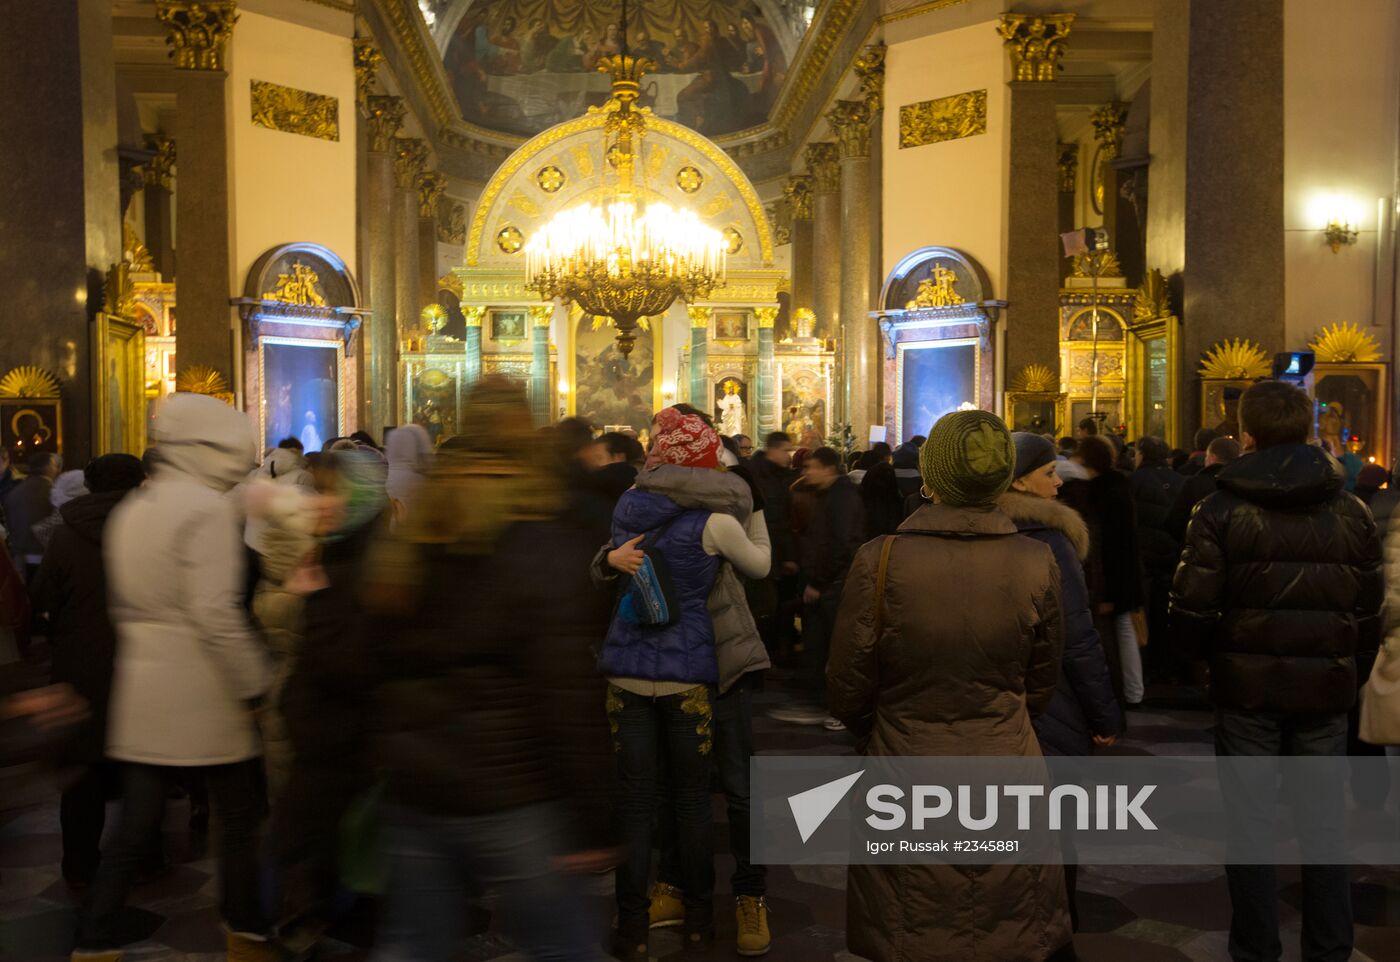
[556,378,569,395]
[661,381,676,402]
[1324,218,1359,253]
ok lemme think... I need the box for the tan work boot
[648,881,686,928]
[226,930,279,962]
[735,895,771,956]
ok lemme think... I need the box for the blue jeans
[1215,710,1352,962]
[372,801,602,962]
[607,684,715,932]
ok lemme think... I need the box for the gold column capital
[784,175,814,221]
[1057,142,1078,193]
[416,170,446,219]
[156,0,238,71]
[463,306,486,328]
[365,95,405,153]
[854,43,887,114]
[804,142,841,193]
[689,306,712,329]
[143,134,176,190]
[353,36,385,115]
[529,304,553,328]
[828,99,874,160]
[1090,101,1129,161]
[755,307,779,329]
[997,13,1074,82]
[392,137,428,189]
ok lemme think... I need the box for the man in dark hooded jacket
[30,453,146,885]
[1171,380,1382,962]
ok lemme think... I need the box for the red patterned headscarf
[646,407,721,469]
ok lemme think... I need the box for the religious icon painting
[714,377,748,438]
[713,310,750,343]
[490,309,528,341]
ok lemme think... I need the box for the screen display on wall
[262,339,341,453]
[899,341,977,442]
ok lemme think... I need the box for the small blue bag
[616,520,681,627]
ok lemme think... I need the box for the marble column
[462,306,484,387]
[364,96,404,435]
[755,307,779,437]
[163,0,238,382]
[529,305,552,424]
[784,176,815,318]
[998,14,1073,386]
[416,170,445,309]
[0,0,120,462]
[393,137,427,424]
[830,99,877,444]
[805,144,842,345]
[688,307,710,407]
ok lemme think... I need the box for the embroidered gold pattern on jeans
[679,685,713,755]
[606,684,625,751]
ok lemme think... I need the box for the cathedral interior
[3,1,1400,960]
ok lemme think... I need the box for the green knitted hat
[919,410,1016,507]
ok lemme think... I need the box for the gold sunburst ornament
[1309,321,1381,363]
[420,304,448,335]
[1011,364,1058,393]
[0,366,61,398]
[1199,339,1271,380]
[175,365,231,397]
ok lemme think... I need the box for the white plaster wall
[1283,0,1400,352]
[881,20,1009,295]
[227,11,358,294]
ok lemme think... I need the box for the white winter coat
[105,394,273,766]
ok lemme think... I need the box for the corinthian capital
[417,170,446,219]
[997,13,1074,83]
[804,142,840,194]
[784,175,814,221]
[828,100,874,159]
[156,0,238,71]
[365,96,405,153]
[393,138,429,189]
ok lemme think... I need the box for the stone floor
[3,682,1399,961]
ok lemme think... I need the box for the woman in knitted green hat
[827,409,1073,962]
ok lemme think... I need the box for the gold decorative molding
[416,170,446,219]
[898,89,987,149]
[1090,102,1129,161]
[392,137,428,190]
[143,134,176,190]
[880,0,971,24]
[1057,142,1078,193]
[1011,363,1058,393]
[156,0,238,71]
[1199,339,1271,380]
[755,307,780,329]
[462,305,487,327]
[104,262,137,317]
[1310,321,1382,363]
[250,80,339,142]
[676,165,704,194]
[1071,250,1123,278]
[353,37,384,114]
[770,0,866,134]
[854,43,887,114]
[536,165,566,193]
[905,266,965,309]
[0,366,60,399]
[689,306,712,329]
[438,200,466,244]
[496,225,524,254]
[804,142,841,193]
[123,222,155,273]
[437,272,464,301]
[261,261,327,307]
[529,305,553,328]
[997,13,1074,83]
[367,0,457,131]
[1134,269,1170,322]
[829,99,874,159]
[364,95,405,153]
[175,365,231,399]
[784,176,814,221]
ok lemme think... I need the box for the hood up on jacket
[153,393,257,493]
[1217,443,1343,511]
[58,489,130,544]
[634,463,752,521]
[997,490,1090,560]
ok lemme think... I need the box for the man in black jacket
[1165,435,1240,543]
[746,433,796,653]
[1171,380,1382,962]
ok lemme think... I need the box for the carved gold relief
[723,228,744,255]
[393,137,428,189]
[1091,102,1129,161]
[365,95,405,153]
[176,365,231,399]
[1071,250,1124,278]
[689,306,712,328]
[507,192,542,218]
[1199,339,1271,380]
[262,261,327,307]
[420,304,448,335]
[1134,269,1170,322]
[828,99,874,158]
[755,307,779,330]
[104,262,137,318]
[853,44,887,114]
[784,176,813,221]
[437,272,464,301]
[438,201,466,244]
[0,367,60,399]
[1057,142,1078,193]
[123,222,155,273]
[701,194,733,219]
[353,36,384,112]
[677,166,704,194]
[143,134,176,190]
[496,226,524,254]
[1011,364,1059,393]
[569,144,595,179]
[804,142,841,193]
[898,89,987,150]
[645,144,670,182]
[462,306,486,328]
[536,165,565,193]
[1310,321,1382,363]
[997,13,1074,83]
[156,0,238,71]
[417,170,446,219]
[250,80,339,142]
[905,266,965,309]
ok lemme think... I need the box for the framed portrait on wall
[489,309,528,342]
[895,338,979,443]
[1314,362,1389,466]
[1005,392,1064,435]
[1199,379,1253,439]
[259,336,345,453]
[94,313,147,456]
[713,311,750,343]
[0,399,61,468]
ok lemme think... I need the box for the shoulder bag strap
[873,535,895,639]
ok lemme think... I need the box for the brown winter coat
[827,502,1072,962]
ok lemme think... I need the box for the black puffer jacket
[1130,462,1185,576]
[999,492,1124,755]
[1170,444,1383,714]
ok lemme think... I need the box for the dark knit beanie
[919,410,1015,507]
[1011,433,1057,481]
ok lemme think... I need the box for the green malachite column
[688,306,710,407]
[530,305,552,423]
[462,306,483,388]
[756,306,779,437]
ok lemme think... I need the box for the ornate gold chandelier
[524,34,726,357]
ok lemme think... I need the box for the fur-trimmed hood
[997,491,1090,560]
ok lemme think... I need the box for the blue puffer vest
[599,488,721,684]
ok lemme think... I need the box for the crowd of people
[0,375,1396,962]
